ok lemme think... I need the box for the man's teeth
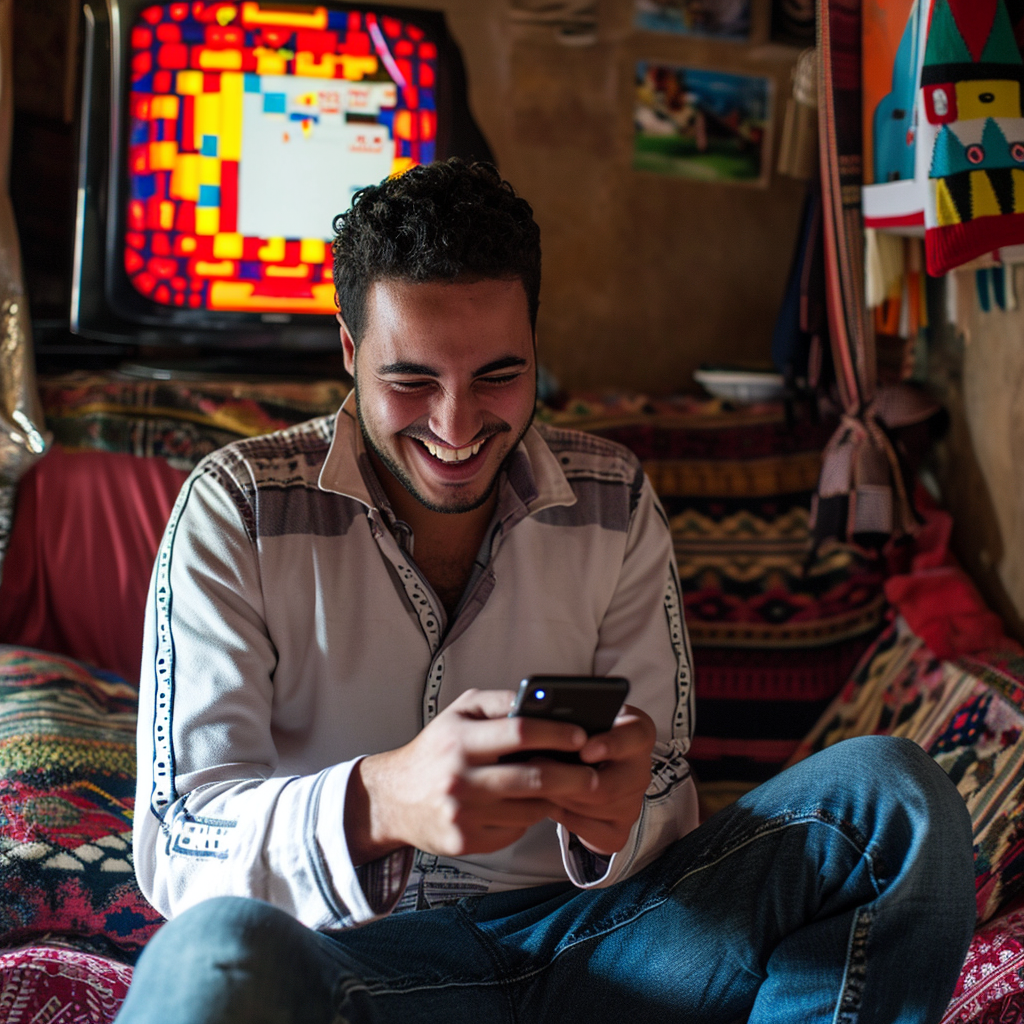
[421,439,483,462]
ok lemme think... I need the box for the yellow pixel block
[195,93,222,144]
[240,2,326,29]
[390,157,415,178]
[159,201,175,230]
[176,71,204,96]
[199,156,221,186]
[150,95,180,120]
[955,80,1021,120]
[300,238,326,264]
[196,207,220,236]
[295,52,336,79]
[195,260,236,277]
[266,264,311,278]
[149,141,178,171]
[219,73,244,161]
[254,48,287,75]
[170,154,200,201]
[258,237,286,261]
[340,55,378,81]
[179,237,197,254]
[199,49,243,72]
[214,233,244,259]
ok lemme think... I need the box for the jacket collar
[317,389,577,516]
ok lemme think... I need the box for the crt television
[71,0,493,350]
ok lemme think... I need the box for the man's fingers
[578,705,656,763]
[457,714,588,762]
[467,762,598,800]
[548,809,631,857]
[449,687,518,720]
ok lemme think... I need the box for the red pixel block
[156,23,181,42]
[132,26,153,49]
[141,6,163,25]
[153,70,173,92]
[158,43,189,69]
[296,30,338,56]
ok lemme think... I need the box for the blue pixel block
[201,134,218,157]
[198,184,221,208]
[263,93,287,115]
[244,73,261,93]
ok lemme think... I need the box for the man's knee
[143,896,304,969]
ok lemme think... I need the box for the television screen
[72,1,492,348]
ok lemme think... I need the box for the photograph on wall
[634,0,751,40]
[633,62,771,184]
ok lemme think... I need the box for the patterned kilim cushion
[940,897,1024,1024]
[0,944,132,1022]
[0,647,162,957]
[39,372,351,470]
[789,617,1024,924]
[541,395,885,806]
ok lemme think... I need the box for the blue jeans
[116,737,976,1023]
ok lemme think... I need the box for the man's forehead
[361,277,535,366]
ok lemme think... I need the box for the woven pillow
[0,647,163,957]
[789,617,1024,924]
[0,944,132,1021]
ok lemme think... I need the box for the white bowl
[693,369,787,404]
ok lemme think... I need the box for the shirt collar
[318,390,577,517]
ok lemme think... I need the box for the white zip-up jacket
[134,392,698,929]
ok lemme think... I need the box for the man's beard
[353,384,534,515]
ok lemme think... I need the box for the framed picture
[633,62,772,185]
[634,0,751,40]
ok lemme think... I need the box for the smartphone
[500,675,630,763]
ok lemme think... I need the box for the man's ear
[337,313,356,376]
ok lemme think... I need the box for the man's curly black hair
[331,159,541,344]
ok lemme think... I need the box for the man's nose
[429,390,483,448]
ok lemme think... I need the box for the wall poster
[634,0,752,40]
[633,62,772,184]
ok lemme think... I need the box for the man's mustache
[399,422,512,447]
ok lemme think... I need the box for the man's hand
[346,688,600,865]
[546,706,657,857]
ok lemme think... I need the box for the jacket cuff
[556,814,643,889]
[314,759,413,925]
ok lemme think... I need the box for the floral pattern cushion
[0,647,163,957]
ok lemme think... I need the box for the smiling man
[117,160,977,1024]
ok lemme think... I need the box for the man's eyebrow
[377,361,440,376]
[473,356,528,376]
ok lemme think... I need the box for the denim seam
[678,810,884,897]
[831,906,873,1024]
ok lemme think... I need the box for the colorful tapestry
[0,647,163,957]
[0,944,132,1023]
[791,616,1024,923]
[550,394,886,794]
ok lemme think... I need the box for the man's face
[342,277,537,515]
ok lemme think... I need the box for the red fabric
[0,945,132,1023]
[883,492,1022,661]
[0,447,189,684]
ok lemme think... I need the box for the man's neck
[368,448,498,616]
